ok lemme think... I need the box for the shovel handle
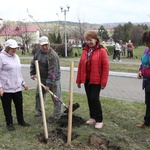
[34,78,68,109]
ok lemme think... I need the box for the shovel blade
[64,103,80,113]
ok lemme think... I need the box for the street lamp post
[60,5,70,57]
[99,29,104,41]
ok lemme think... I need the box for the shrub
[51,44,73,57]
[107,46,115,55]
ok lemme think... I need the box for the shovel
[34,78,80,113]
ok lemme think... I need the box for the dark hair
[142,31,150,43]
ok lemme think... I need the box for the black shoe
[7,124,15,131]
[18,121,30,127]
[34,111,42,117]
[47,117,59,123]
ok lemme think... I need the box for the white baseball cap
[5,39,19,48]
[39,36,49,45]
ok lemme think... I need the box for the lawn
[0,90,149,150]
[1,46,147,149]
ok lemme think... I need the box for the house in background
[0,24,39,48]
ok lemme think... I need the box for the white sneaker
[112,59,116,62]
[119,60,122,62]
[95,122,103,129]
[86,118,96,125]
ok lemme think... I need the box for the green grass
[0,46,148,149]
[19,58,140,73]
[0,90,149,150]
[110,63,139,73]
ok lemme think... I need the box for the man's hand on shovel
[45,86,50,93]
[31,75,36,80]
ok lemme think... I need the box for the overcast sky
[0,0,150,24]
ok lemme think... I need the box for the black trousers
[84,79,102,122]
[127,50,133,58]
[1,91,24,125]
[144,92,150,126]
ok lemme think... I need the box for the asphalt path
[21,63,144,103]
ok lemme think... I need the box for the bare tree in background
[130,25,143,48]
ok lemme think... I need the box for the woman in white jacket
[113,41,122,62]
[0,39,30,131]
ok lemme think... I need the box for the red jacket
[76,44,109,86]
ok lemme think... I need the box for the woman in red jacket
[76,30,109,129]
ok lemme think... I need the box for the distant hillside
[38,21,150,28]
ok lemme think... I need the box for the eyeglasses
[10,48,17,50]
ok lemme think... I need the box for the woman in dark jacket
[76,30,109,129]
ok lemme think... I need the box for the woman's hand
[0,87,4,96]
[101,86,105,90]
[137,71,142,79]
[23,84,28,90]
[77,83,81,88]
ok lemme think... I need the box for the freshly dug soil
[57,114,86,127]
[36,115,110,149]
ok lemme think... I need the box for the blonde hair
[84,30,101,44]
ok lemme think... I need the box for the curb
[22,65,137,79]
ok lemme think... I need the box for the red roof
[0,25,39,36]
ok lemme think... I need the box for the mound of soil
[88,133,109,150]
[36,114,85,144]
[36,115,110,149]
[57,114,86,128]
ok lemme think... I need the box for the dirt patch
[88,133,109,150]
[37,128,79,143]
[36,115,110,149]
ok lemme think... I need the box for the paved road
[21,65,144,103]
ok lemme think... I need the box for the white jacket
[0,50,25,93]
[115,42,121,51]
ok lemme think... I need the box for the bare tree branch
[27,8,48,37]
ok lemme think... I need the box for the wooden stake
[35,60,48,140]
[67,61,74,145]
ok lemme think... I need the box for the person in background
[0,39,30,131]
[113,41,122,62]
[121,41,127,58]
[102,41,109,55]
[30,36,62,123]
[112,45,116,61]
[127,40,134,58]
[21,44,26,55]
[136,31,150,128]
[76,30,109,129]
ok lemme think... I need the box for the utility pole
[60,5,70,57]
